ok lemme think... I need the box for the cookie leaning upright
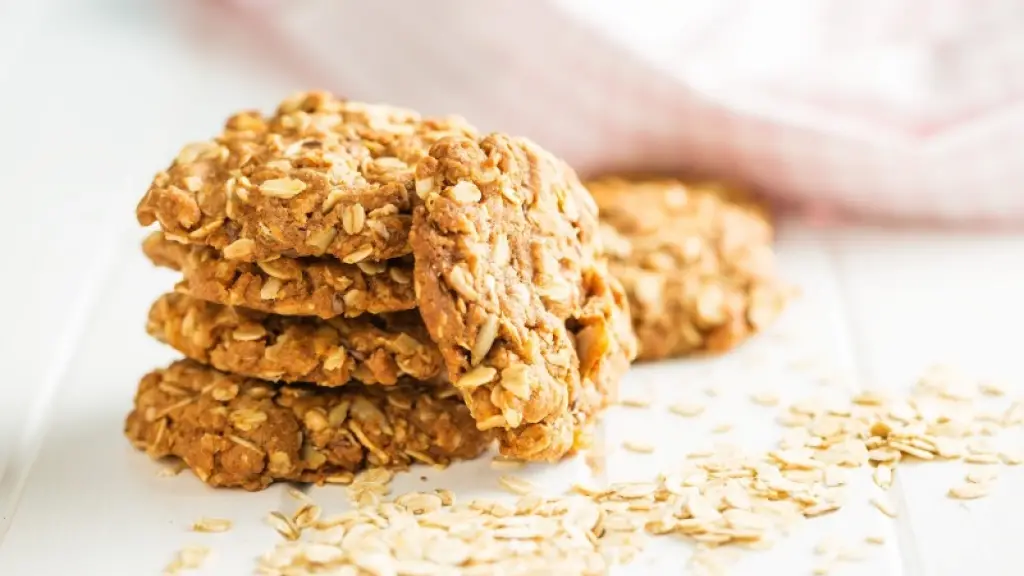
[589,177,790,360]
[411,135,636,461]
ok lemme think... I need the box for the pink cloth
[193,0,1024,225]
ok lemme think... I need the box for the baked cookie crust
[125,360,490,490]
[136,92,477,263]
[143,232,416,318]
[147,293,443,387]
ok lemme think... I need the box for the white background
[1,2,1023,575]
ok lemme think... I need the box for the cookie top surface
[411,133,629,460]
[143,232,416,319]
[590,177,773,271]
[136,92,477,263]
[589,177,787,359]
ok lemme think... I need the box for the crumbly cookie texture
[143,232,415,318]
[125,360,490,491]
[498,262,637,459]
[147,292,443,387]
[411,134,633,461]
[136,91,477,263]
[589,177,789,360]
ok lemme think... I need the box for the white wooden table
[1,3,1022,575]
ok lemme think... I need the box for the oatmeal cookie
[589,177,789,360]
[125,360,490,490]
[143,232,416,318]
[147,292,443,386]
[497,262,637,459]
[411,134,634,461]
[136,91,476,263]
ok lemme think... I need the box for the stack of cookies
[126,92,636,490]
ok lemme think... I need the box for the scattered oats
[302,543,344,564]
[293,503,322,528]
[948,482,990,500]
[615,482,660,500]
[932,438,965,459]
[723,482,753,510]
[870,497,898,518]
[489,458,525,471]
[704,386,720,397]
[837,545,867,562]
[777,412,811,427]
[852,390,888,406]
[164,545,209,574]
[823,466,847,487]
[964,454,1001,465]
[888,441,934,461]
[867,448,900,463]
[157,461,186,477]
[1004,401,1024,426]
[619,395,652,408]
[498,475,539,496]
[435,488,456,506]
[324,472,354,485]
[967,437,997,455]
[999,450,1023,465]
[395,492,444,515]
[770,449,823,470]
[355,468,394,486]
[966,468,998,484]
[812,564,831,575]
[979,380,1007,397]
[247,363,1024,574]
[750,390,781,407]
[623,440,655,454]
[685,494,722,520]
[872,465,894,490]
[287,486,314,504]
[191,517,232,533]
[669,401,706,417]
[570,482,605,497]
[712,422,733,434]
[265,511,300,541]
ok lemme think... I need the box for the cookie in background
[590,177,792,361]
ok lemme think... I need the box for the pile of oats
[247,363,1020,575]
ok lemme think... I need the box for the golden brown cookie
[411,134,635,461]
[136,92,477,263]
[589,177,789,360]
[143,232,416,318]
[147,292,443,387]
[498,261,637,459]
[125,360,490,490]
